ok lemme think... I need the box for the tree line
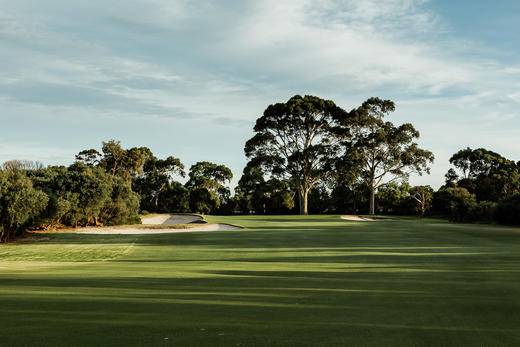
[1,95,519,242]
[0,141,234,243]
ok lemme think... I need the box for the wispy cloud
[0,0,519,188]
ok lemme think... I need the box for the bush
[433,187,476,222]
[468,201,497,222]
[0,170,49,243]
[27,164,140,228]
[495,194,520,225]
[189,188,217,214]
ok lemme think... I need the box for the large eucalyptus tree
[245,95,348,215]
[346,97,434,215]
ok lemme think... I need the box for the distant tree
[158,182,190,213]
[345,97,434,215]
[75,149,102,167]
[245,95,348,215]
[235,163,269,213]
[265,178,295,214]
[445,168,459,185]
[446,148,520,201]
[409,185,434,217]
[100,140,126,176]
[433,187,476,222]
[495,194,520,225]
[98,140,147,182]
[134,154,185,211]
[308,183,331,214]
[185,161,232,191]
[189,188,216,215]
[376,182,411,214]
[2,160,44,171]
[185,161,232,214]
[28,164,140,227]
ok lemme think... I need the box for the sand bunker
[341,215,376,222]
[77,214,241,234]
[141,214,203,225]
[78,223,241,234]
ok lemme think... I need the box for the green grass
[1,215,520,346]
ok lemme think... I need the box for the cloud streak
[0,0,519,188]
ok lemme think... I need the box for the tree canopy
[245,95,348,214]
[344,97,434,214]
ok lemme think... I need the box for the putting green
[1,215,520,346]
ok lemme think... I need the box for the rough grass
[1,215,520,346]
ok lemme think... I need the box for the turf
[1,215,520,346]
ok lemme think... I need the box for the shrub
[433,187,477,222]
[495,194,520,225]
[468,201,497,222]
[0,170,49,243]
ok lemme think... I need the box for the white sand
[77,214,241,234]
[78,223,241,234]
[340,215,376,222]
[141,214,203,225]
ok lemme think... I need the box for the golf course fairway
[1,215,520,346]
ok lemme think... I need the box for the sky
[1,0,519,189]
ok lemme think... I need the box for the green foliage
[308,184,331,214]
[156,182,190,213]
[408,185,434,217]
[467,201,498,222]
[375,182,412,214]
[447,147,520,202]
[235,163,295,214]
[495,194,520,225]
[92,140,149,183]
[0,170,49,242]
[185,161,232,214]
[133,153,185,213]
[245,95,348,215]
[101,175,141,225]
[345,97,435,215]
[330,182,369,215]
[189,187,217,214]
[185,161,232,191]
[433,187,477,222]
[27,164,140,228]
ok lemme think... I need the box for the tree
[100,140,126,176]
[346,97,434,215]
[2,160,44,171]
[376,182,411,214]
[433,187,476,221]
[189,188,216,214]
[97,140,147,182]
[134,154,185,211]
[235,163,269,214]
[446,147,520,201]
[28,164,140,228]
[185,161,232,214]
[245,95,348,215]
[445,168,459,185]
[0,170,49,243]
[495,194,520,225]
[75,149,102,167]
[409,185,434,217]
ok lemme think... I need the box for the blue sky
[1,0,519,189]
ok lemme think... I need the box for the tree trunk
[369,184,376,215]
[298,187,309,215]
